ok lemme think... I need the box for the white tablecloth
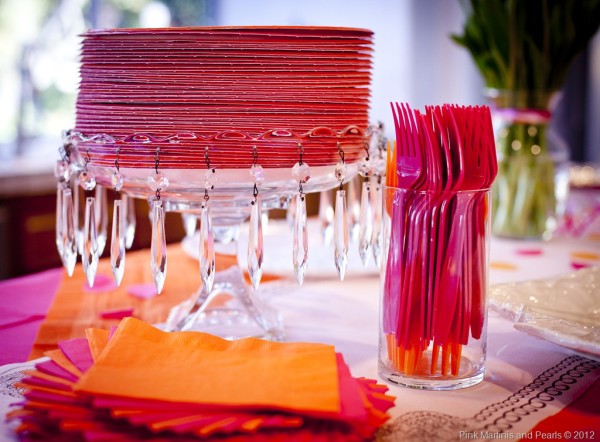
[2,219,599,441]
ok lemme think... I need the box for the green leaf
[450,0,600,93]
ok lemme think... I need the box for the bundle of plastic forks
[380,103,497,387]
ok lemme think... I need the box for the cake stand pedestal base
[164,265,284,341]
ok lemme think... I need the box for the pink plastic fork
[470,106,497,340]
[397,104,430,347]
[435,106,493,345]
[391,103,425,189]
[433,105,473,345]
[384,103,426,335]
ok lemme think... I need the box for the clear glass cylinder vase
[488,89,569,239]
[378,186,491,390]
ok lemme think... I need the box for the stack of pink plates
[74,26,374,170]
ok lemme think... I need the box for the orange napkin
[85,328,110,361]
[74,317,341,414]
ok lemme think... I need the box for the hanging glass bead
[204,169,217,189]
[111,171,124,191]
[124,194,136,249]
[292,162,311,183]
[150,199,167,294]
[147,172,169,192]
[199,200,216,293]
[111,199,126,286]
[82,197,99,287]
[334,161,347,181]
[358,157,373,178]
[55,182,66,261]
[334,190,349,281]
[54,160,71,182]
[94,185,108,257]
[293,193,308,285]
[358,181,373,266]
[61,187,77,277]
[79,170,96,191]
[247,196,264,290]
[250,164,265,185]
[370,181,383,267]
[318,190,334,246]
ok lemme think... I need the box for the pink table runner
[0,269,61,365]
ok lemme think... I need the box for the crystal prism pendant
[318,190,334,245]
[82,197,99,287]
[334,190,349,281]
[72,179,83,255]
[358,181,373,266]
[181,213,197,239]
[347,177,361,243]
[94,185,108,257]
[199,200,216,293]
[286,194,297,230]
[371,182,383,267]
[61,187,77,277]
[149,200,167,294]
[247,197,264,290]
[55,182,65,261]
[293,193,308,285]
[111,199,126,286]
[124,194,136,249]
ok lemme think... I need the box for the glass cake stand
[67,128,367,341]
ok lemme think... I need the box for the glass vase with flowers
[452,0,600,238]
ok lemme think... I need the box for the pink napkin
[100,308,135,320]
[36,360,79,383]
[58,338,95,372]
[126,283,159,299]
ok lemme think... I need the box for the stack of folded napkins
[9,318,394,441]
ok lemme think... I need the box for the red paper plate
[73,26,373,170]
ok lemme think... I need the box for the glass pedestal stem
[164,224,284,341]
